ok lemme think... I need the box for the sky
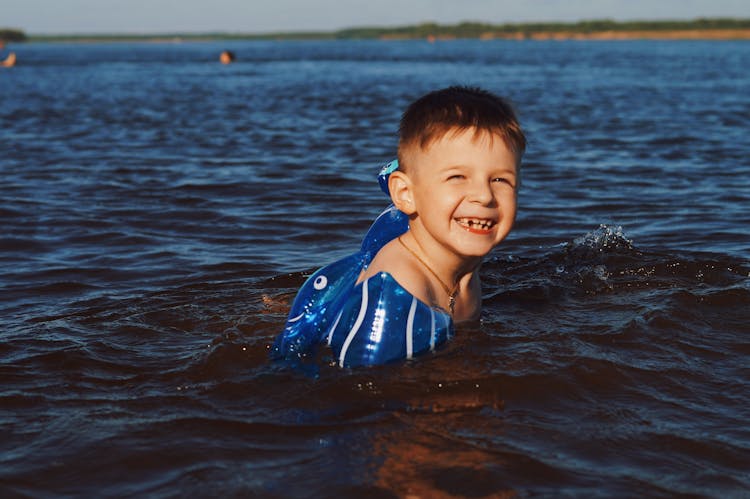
[3,0,750,35]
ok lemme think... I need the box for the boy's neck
[403,229,483,287]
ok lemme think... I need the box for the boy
[272,86,525,367]
[358,86,525,322]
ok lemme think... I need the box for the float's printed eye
[313,275,328,290]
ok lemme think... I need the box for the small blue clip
[378,159,399,196]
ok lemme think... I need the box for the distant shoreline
[510,29,750,40]
[4,18,750,43]
[26,30,750,44]
[397,29,750,41]
[22,30,750,44]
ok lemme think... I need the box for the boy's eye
[492,177,516,187]
[447,174,465,181]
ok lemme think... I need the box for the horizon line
[6,16,750,37]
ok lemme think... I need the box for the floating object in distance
[219,50,235,64]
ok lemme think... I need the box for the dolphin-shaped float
[270,161,454,368]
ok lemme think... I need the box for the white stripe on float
[326,309,344,345]
[338,281,369,367]
[429,308,436,351]
[406,296,417,359]
[288,312,304,323]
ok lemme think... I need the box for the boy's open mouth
[455,217,496,233]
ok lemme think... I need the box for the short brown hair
[398,86,526,167]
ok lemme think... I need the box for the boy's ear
[388,171,416,215]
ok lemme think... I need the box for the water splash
[570,224,634,255]
[555,225,635,294]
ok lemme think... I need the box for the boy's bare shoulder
[359,239,435,304]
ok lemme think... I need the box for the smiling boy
[272,86,525,367]
[358,86,526,322]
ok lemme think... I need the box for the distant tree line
[0,29,27,42]
[12,18,750,43]
[335,18,750,39]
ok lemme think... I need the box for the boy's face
[397,128,519,259]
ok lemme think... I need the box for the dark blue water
[1,39,749,497]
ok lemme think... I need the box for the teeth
[457,218,495,230]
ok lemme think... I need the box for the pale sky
[4,0,750,35]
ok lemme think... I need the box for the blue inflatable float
[270,160,454,368]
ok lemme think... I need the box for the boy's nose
[468,180,493,205]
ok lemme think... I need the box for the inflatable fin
[359,204,409,260]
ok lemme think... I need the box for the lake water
[1,39,749,497]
